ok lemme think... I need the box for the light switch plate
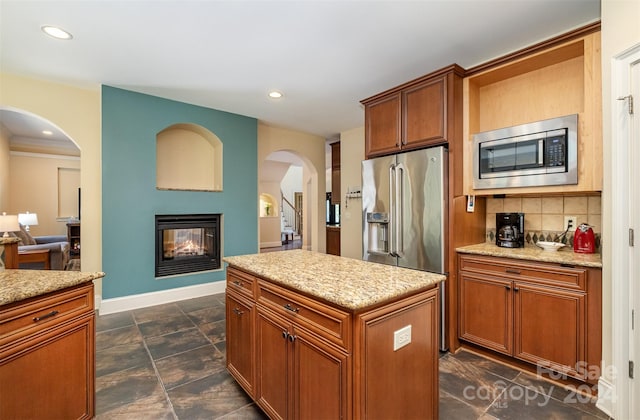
[393,325,412,351]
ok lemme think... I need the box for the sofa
[12,225,70,270]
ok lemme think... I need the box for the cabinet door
[459,272,513,355]
[513,282,586,380]
[326,228,340,256]
[256,309,290,420]
[0,315,94,419]
[403,76,446,148]
[226,291,255,397]
[292,327,348,420]
[365,93,401,158]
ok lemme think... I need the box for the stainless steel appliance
[496,213,525,248]
[473,114,578,189]
[362,146,447,349]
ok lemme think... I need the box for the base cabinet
[256,307,348,420]
[226,291,255,396]
[226,266,439,419]
[458,254,601,384]
[0,283,95,419]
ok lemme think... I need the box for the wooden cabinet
[225,266,440,419]
[67,222,81,258]
[330,142,341,205]
[256,306,348,420]
[0,283,95,419]
[226,268,256,397]
[458,254,601,384]
[462,27,602,195]
[326,226,340,256]
[255,277,350,420]
[362,65,463,158]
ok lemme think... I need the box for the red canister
[574,223,596,254]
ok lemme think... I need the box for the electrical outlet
[393,325,412,351]
[564,215,577,231]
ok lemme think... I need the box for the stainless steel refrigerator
[362,146,447,350]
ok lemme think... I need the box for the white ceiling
[0,0,600,143]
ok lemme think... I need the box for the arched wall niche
[156,123,223,191]
[259,193,278,217]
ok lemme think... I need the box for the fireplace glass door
[155,214,220,277]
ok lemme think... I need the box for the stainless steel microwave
[473,114,578,189]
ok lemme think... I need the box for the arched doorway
[259,150,309,252]
[257,123,327,253]
[0,107,81,236]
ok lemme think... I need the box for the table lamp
[0,212,20,238]
[18,212,38,232]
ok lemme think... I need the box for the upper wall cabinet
[362,65,465,159]
[462,29,602,196]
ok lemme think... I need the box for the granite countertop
[0,270,105,306]
[224,249,444,311]
[456,243,602,268]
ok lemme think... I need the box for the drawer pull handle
[504,285,511,290]
[283,303,300,313]
[33,310,59,322]
[233,280,243,287]
[282,331,289,340]
[288,334,296,343]
[514,287,520,292]
[505,269,521,275]
[233,307,244,316]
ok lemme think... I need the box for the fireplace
[155,214,221,277]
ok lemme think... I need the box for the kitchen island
[0,269,104,419]
[224,249,445,420]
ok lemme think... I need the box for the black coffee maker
[496,213,525,248]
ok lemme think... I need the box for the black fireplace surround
[155,214,221,277]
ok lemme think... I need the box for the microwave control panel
[545,133,567,167]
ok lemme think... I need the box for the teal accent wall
[102,86,257,299]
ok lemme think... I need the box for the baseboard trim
[260,241,283,248]
[98,281,226,315]
[595,377,614,418]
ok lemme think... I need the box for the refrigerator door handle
[395,163,404,258]
[389,164,397,257]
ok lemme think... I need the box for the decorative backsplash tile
[486,194,602,252]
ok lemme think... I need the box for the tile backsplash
[486,195,601,251]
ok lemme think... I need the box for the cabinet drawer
[227,267,255,299]
[257,280,351,350]
[459,254,586,291]
[0,283,94,347]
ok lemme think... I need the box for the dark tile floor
[96,293,609,419]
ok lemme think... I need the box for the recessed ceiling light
[42,130,53,136]
[41,25,73,40]
[268,91,283,99]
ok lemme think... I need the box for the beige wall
[339,126,365,259]
[8,153,80,236]
[0,73,102,295]
[0,125,9,211]
[258,123,326,252]
[601,0,640,389]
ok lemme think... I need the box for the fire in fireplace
[155,214,221,277]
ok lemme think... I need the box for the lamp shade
[18,212,39,227]
[0,212,20,237]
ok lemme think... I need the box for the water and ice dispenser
[366,212,389,254]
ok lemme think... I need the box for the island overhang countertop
[223,249,445,311]
[0,269,105,306]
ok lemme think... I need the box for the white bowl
[536,241,566,252]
